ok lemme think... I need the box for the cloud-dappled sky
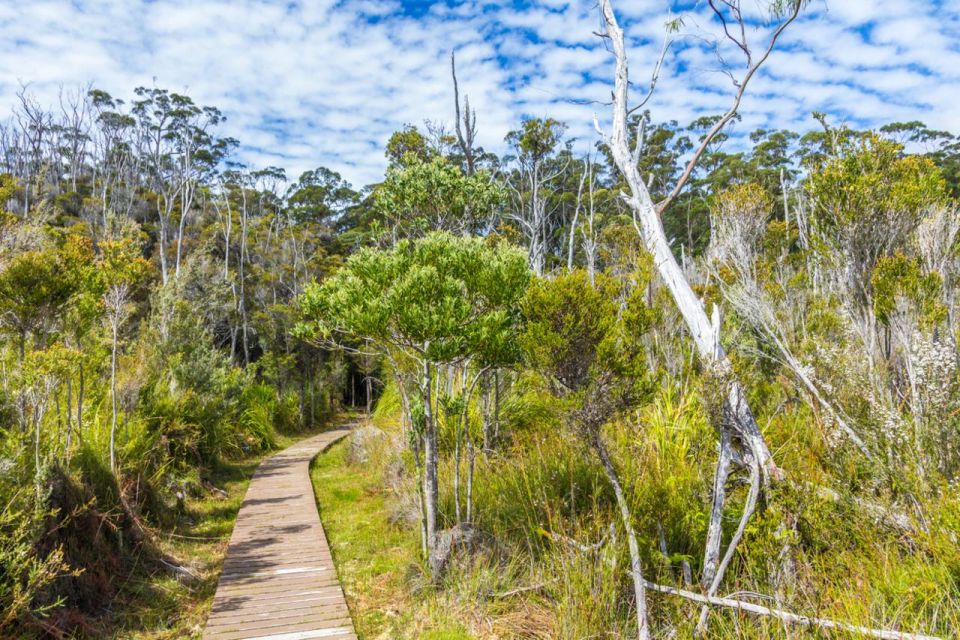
[1,0,958,186]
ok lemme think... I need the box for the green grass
[310,433,480,640]
[103,455,258,639]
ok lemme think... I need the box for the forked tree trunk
[697,451,762,634]
[599,0,779,483]
[597,4,797,627]
[701,431,734,589]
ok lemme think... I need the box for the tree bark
[702,430,734,589]
[77,362,84,444]
[594,432,650,640]
[109,322,119,472]
[65,377,73,450]
[422,360,440,570]
[697,450,761,634]
[598,0,779,483]
[365,375,372,415]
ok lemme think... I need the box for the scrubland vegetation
[0,88,351,637]
[4,1,960,638]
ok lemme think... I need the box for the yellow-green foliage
[810,134,947,225]
[872,251,946,329]
[613,385,712,567]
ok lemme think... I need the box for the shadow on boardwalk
[202,425,358,640]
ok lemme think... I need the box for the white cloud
[0,0,956,186]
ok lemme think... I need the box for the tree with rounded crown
[374,156,503,241]
[297,231,529,575]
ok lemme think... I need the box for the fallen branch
[492,583,547,599]
[161,531,228,541]
[644,580,941,640]
[539,528,608,554]
[696,456,761,633]
[158,557,198,580]
[201,478,228,498]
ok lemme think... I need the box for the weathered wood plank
[203,425,356,640]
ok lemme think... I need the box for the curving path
[202,424,357,640]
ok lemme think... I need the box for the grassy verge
[103,425,342,639]
[310,432,476,640]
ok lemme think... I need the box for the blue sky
[1,0,958,186]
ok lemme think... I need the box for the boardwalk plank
[203,425,356,640]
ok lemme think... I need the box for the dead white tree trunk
[581,156,599,285]
[451,51,477,177]
[594,432,650,640]
[597,2,802,626]
[696,454,761,633]
[567,165,586,271]
[597,0,801,482]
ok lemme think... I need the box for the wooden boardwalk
[203,425,357,640]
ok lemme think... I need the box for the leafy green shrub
[0,490,73,633]
[238,383,279,450]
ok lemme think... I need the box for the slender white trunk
[595,432,649,640]
[422,360,439,568]
[109,322,119,472]
[599,0,777,480]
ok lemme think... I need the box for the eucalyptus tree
[503,118,569,275]
[595,0,803,623]
[87,90,139,228]
[286,167,358,225]
[564,153,618,280]
[132,87,226,283]
[298,232,529,575]
[172,109,230,279]
[132,87,179,283]
[10,89,53,215]
[54,86,93,195]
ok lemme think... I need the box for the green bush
[0,490,73,632]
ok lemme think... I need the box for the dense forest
[2,1,960,638]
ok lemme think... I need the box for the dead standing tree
[595,0,802,624]
[451,51,477,177]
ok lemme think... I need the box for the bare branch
[708,0,750,59]
[644,581,942,640]
[656,0,802,216]
[626,31,674,117]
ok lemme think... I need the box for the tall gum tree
[596,0,803,609]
